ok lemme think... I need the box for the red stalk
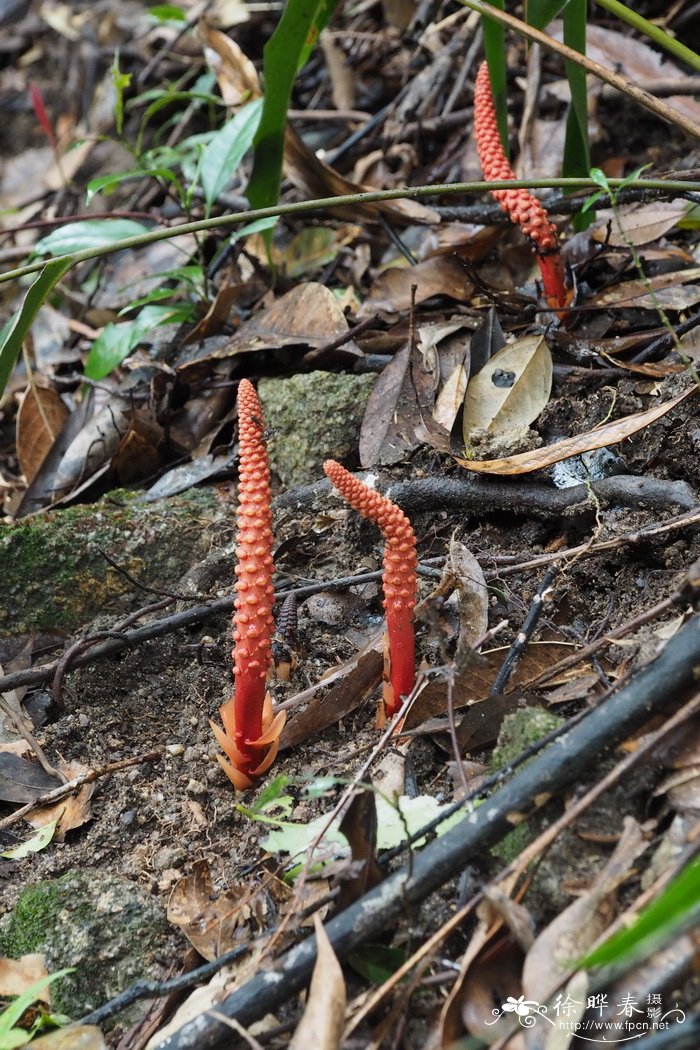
[473,61,569,312]
[210,379,285,789]
[323,461,417,717]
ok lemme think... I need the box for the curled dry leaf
[16,385,69,484]
[198,22,260,104]
[455,384,697,475]
[288,913,347,1050]
[357,255,473,320]
[461,334,552,443]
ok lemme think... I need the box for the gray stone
[258,372,375,487]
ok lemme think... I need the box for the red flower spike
[210,379,285,790]
[323,461,417,717]
[473,61,569,312]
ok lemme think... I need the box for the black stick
[154,614,700,1050]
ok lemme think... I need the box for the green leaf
[0,256,73,399]
[111,52,131,136]
[149,4,187,20]
[247,0,341,214]
[84,304,192,380]
[524,0,567,29]
[348,945,408,984]
[229,215,279,244]
[0,970,73,1042]
[581,854,700,969]
[0,820,57,859]
[562,0,589,177]
[86,168,179,205]
[33,219,151,257]
[201,98,264,217]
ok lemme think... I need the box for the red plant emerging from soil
[473,60,569,311]
[324,461,417,718]
[211,379,285,789]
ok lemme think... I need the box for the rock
[0,869,175,1024]
[258,372,375,487]
[0,488,228,634]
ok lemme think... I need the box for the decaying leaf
[168,859,275,961]
[288,913,346,1050]
[456,384,697,475]
[16,384,69,483]
[337,788,383,910]
[591,202,690,247]
[589,267,700,311]
[279,632,384,749]
[0,954,48,997]
[522,817,648,1003]
[27,761,94,841]
[357,255,473,319]
[198,22,260,105]
[461,334,552,441]
[404,643,579,730]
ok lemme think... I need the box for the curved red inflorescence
[473,60,568,310]
[324,460,417,717]
[211,379,285,790]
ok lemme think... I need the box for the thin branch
[2,177,700,286]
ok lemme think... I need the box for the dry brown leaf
[279,635,384,749]
[404,642,579,730]
[214,282,354,360]
[591,202,689,247]
[288,913,347,1050]
[29,1027,107,1050]
[337,789,383,910]
[284,123,439,226]
[168,859,274,961]
[358,343,414,467]
[455,384,697,475]
[462,334,552,441]
[198,22,261,104]
[522,818,648,1003]
[447,538,489,649]
[579,23,700,125]
[27,761,94,840]
[590,267,700,311]
[16,385,69,483]
[0,954,48,997]
[358,255,473,319]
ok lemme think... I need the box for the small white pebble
[165,743,185,757]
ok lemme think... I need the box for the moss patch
[0,487,227,633]
[0,870,172,1021]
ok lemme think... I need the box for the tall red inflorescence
[324,460,417,717]
[210,379,285,789]
[473,60,568,311]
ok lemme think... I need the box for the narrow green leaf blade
[84,303,192,380]
[481,0,508,152]
[0,256,73,398]
[201,98,263,217]
[524,0,568,30]
[581,854,700,969]
[562,0,590,184]
[247,0,340,212]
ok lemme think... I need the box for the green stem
[1,177,699,286]
[592,0,700,73]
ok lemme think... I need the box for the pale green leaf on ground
[0,820,58,860]
[33,220,151,257]
[200,98,263,216]
[462,334,552,441]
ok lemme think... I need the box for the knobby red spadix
[210,379,285,789]
[324,461,417,718]
[474,60,569,312]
